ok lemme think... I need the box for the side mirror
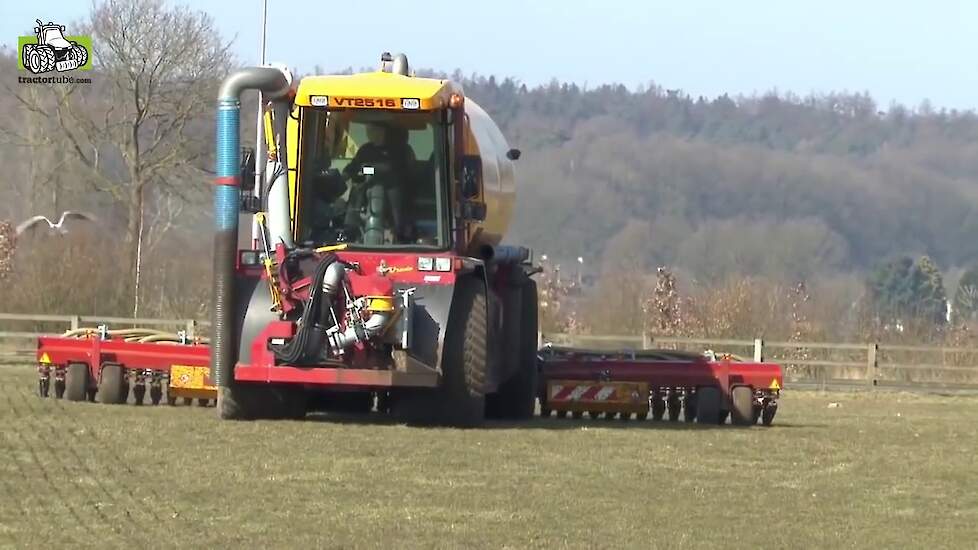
[461,155,482,199]
[506,148,521,161]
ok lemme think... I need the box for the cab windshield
[295,108,449,248]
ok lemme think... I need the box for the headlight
[417,257,433,271]
[239,251,259,266]
[435,257,452,272]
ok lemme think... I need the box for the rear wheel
[98,364,126,404]
[64,363,89,402]
[490,278,538,420]
[695,386,721,425]
[730,386,754,426]
[761,406,777,426]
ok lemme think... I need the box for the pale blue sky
[4,0,977,110]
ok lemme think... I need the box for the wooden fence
[3,312,978,392]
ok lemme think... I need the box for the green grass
[1,365,977,549]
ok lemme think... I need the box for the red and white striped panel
[548,382,644,404]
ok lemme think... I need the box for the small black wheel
[166,395,177,406]
[539,407,551,418]
[587,410,601,419]
[132,384,146,406]
[751,406,762,425]
[54,379,66,399]
[197,398,209,407]
[604,411,616,420]
[695,386,721,425]
[730,386,755,426]
[636,411,648,421]
[667,394,681,422]
[183,397,193,406]
[571,411,583,420]
[64,363,89,402]
[761,406,777,426]
[97,364,126,405]
[38,378,50,398]
[149,386,163,406]
[651,395,665,421]
[618,411,632,421]
[556,410,568,419]
[683,394,697,422]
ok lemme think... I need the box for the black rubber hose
[273,253,338,364]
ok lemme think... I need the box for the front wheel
[438,276,488,427]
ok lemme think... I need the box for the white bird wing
[15,216,53,235]
[57,211,98,227]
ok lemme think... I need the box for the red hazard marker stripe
[581,385,603,400]
[214,176,240,186]
[552,385,577,401]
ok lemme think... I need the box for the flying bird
[16,211,98,236]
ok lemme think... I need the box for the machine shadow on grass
[301,411,818,430]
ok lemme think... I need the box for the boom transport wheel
[588,410,601,419]
[438,276,489,427]
[98,364,126,404]
[54,379,65,399]
[490,278,539,420]
[761,406,777,426]
[730,386,754,426]
[64,363,89,402]
[38,378,50,398]
[572,411,583,420]
[695,386,721,425]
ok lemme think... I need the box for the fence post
[866,343,878,388]
[69,315,80,331]
[753,338,764,362]
[185,320,197,340]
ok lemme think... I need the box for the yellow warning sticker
[39,353,51,364]
[769,378,781,390]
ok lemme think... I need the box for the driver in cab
[342,123,416,240]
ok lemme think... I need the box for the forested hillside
[457,75,978,281]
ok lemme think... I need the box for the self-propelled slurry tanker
[207,53,536,426]
[34,53,782,427]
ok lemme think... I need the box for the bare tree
[7,0,233,296]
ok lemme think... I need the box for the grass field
[1,365,977,549]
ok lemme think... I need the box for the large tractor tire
[695,386,721,425]
[64,363,89,402]
[27,46,55,74]
[22,44,34,70]
[219,383,305,420]
[71,44,88,67]
[97,364,127,404]
[491,278,539,420]
[730,386,754,426]
[394,276,488,427]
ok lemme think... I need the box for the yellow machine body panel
[295,71,460,110]
[279,68,516,251]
